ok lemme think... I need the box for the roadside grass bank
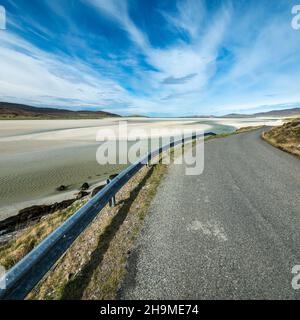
[261,120,300,157]
[284,116,300,121]
[26,163,167,300]
[235,125,264,133]
[0,199,89,270]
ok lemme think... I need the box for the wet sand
[0,117,282,220]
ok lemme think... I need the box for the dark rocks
[67,273,74,281]
[76,191,89,200]
[109,174,119,180]
[57,185,67,191]
[0,199,76,236]
[91,185,105,197]
[91,173,119,198]
[80,182,90,191]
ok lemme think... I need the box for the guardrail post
[146,153,151,167]
[169,137,175,163]
[106,179,116,207]
[192,132,197,141]
[159,137,163,164]
[170,137,175,148]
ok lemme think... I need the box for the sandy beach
[0,117,282,220]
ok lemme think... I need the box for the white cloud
[160,0,206,39]
[1,0,300,116]
[87,0,149,49]
[0,30,132,110]
[87,0,233,115]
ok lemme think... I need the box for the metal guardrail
[0,132,216,300]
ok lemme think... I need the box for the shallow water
[0,143,126,207]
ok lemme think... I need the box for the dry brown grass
[262,120,300,157]
[284,116,300,121]
[235,125,263,133]
[0,200,88,270]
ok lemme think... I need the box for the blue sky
[0,0,300,116]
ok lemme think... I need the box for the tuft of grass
[262,119,300,157]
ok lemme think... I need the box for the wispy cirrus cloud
[160,0,206,39]
[0,32,130,111]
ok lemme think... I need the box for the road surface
[120,128,300,299]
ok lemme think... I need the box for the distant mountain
[219,113,252,118]
[0,102,120,119]
[179,107,300,119]
[221,108,300,118]
[125,114,150,118]
[180,115,215,118]
[252,108,300,117]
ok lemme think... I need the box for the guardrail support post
[169,137,175,163]
[106,179,116,207]
[146,153,151,167]
[170,137,175,148]
[159,137,163,164]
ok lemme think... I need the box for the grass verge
[202,125,264,143]
[261,119,300,157]
[0,200,88,270]
[26,163,167,300]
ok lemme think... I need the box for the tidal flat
[0,117,281,220]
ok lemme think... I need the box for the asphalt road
[120,128,300,299]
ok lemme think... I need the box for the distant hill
[0,102,120,119]
[179,107,300,119]
[220,113,252,118]
[125,114,150,118]
[221,108,300,118]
